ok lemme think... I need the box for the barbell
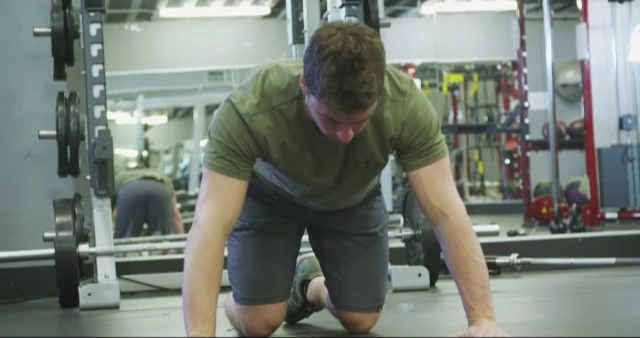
[3,187,640,310]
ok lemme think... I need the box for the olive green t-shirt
[203,62,448,211]
[114,168,175,196]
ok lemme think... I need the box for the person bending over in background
[182,21,510,337]
[112,163,184,238]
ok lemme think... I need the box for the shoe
[284,252,324,324]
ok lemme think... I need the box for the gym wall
[104,12,586,189]
[0,0,75,259]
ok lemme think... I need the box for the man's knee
[229,297,287,336]
[336,310,381,334]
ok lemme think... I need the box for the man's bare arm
[182,168,249,337]
[405,157,496,325]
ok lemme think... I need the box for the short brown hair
[303,21,386,115]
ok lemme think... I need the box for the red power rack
[515,0,534,225]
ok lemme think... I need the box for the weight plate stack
[66,91,81,177]
[53,198,81,308]
[55,92,69,177]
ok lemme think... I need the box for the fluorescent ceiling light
[420,1,517,15]
[158,5,271,18]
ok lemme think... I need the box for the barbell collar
[38,130,57,140]
[33,27,52,37]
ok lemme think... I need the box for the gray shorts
[113,178,174,239]
[227,176,389,313]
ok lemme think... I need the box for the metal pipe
[79,242,186,257]
[542,0,561,220]
[490,254,640,268]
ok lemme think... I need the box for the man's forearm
[182,224,228,336]
[435,214,496,324]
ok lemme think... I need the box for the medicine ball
[566,118,585,140]
[542,120,568,141]
[555,60,582,102]
[564,176,589,206]
[533,178,564,200]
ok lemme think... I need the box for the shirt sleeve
[202,99,260,182]
[392,84,449,172]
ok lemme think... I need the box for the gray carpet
[1,267,639,336]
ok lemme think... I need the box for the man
[182,22,509,337]
[112,164,184,238]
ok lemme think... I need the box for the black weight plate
[53,198,80,308]
[73,193,86,242]
[67,91,81,177]
[63,9,79,66]
[50,6,66,60]
[55,92,69,177]
[420,218,442,287]
[364,0,380,33]
[401,186,442,287]
[53,58,66,81]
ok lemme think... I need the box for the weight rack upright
[36,0,120,310]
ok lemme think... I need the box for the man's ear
[299,72,307,96]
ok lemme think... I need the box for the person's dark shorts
[226,175,389,313]
[113,178,174,239]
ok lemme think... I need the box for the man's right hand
[182,169,249,337]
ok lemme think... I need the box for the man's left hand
[456,320,510,337]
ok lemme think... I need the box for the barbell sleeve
[0,248,55,263]
[32,27,52,37]
[38,130,57,140]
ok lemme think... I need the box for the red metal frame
[578,0,601,227]
[516,0,533,224]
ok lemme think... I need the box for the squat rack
[513,0,601,227]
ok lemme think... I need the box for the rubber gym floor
[1,266,638,337]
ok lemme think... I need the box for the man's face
[300,75,377,144]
